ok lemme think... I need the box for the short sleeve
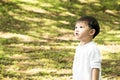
[90,48,102,69]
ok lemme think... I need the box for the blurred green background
[0,0,120,80]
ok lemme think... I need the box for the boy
[72,16,102,80]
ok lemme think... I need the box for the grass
[0,0,120,80]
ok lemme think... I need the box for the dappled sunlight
[0,32,35,42]
[56,69,72,75]
[39,3,53,7]
[40,58,55,63]
[27,30,42,39]
[59,12,76,17]
[106,31,120,44]
[8,10,45,24]
[17,68,72,80]
[40,45,75,50]
[8,11,28,22]
[18,4,50,14]
[55,33,74,41]
[53,28,75,41]
[72,4,83,9]
[99,45,120,54]
[20,68,44,75]
[39,58,56,68]
[39,25,73,39]
[7,43,50,52]
[78,0,88,3]
[6,65,20,72]
[58,6,67,11]
[102,77,120,80]
[8,43,75,51]
[19,67,57,75]
[113,21,119,25]
[59,20,70,25]
[0,0,120,80]
[18,60,39,66]
[116,35,120,38]
[40,18,57,26]
[108,30,120,34]
[24,17,41,22]
[105,9,118,16]
[18,0,39,4]
[9,54,29,60]
[8,11,17,16]
[78,0,99,3]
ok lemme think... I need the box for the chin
[76,37,81,40]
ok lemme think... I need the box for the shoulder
[87,41,101,57]
[87,41,99,51]
[87,42,102,58]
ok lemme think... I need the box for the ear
[89,29,95,36]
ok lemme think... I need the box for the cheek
[81,30,89,35]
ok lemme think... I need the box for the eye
[79,26,83,28]
[75,26,77,29]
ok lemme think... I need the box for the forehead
[75,21,88,27]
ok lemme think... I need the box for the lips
[75,32,79,36]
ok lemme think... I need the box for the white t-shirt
[72,41,102,80]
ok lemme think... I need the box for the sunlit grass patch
[101,46,120,78]
[0,44,74,79]
[0,0,120,80]
[18,4,50,14]
[95,29,120,45]
[16,0,39,4]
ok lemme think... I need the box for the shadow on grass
[0,0,120,79]
[102,53,120,77]
[0,0,120,44]
[0,43,74,79]
[0,1,30,34]
[0,0,120,32]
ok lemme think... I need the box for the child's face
[74,21,93,41]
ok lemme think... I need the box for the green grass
[0,0,120,80]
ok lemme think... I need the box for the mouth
[75,32,79,36]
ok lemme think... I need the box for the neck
[79,37,93,45]
[80,40,92,45]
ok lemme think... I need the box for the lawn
[0,0,120,80]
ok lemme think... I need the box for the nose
[75,28,79,32]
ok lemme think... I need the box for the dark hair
[77,16,100,38]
